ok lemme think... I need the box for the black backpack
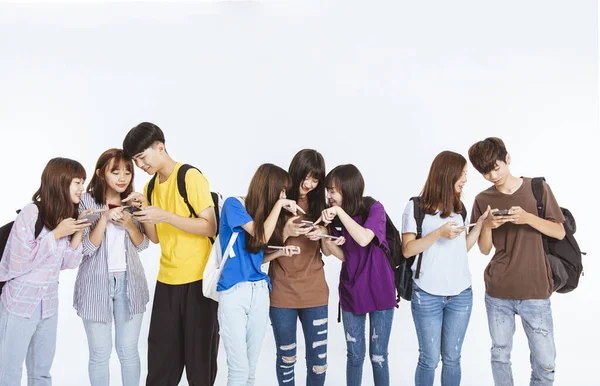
[146,164,222,243]
[362,197,404,305]
[0,204,44,294]
[401,197,467,301]
[531,177,585,293]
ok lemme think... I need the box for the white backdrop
[0,1,597,385]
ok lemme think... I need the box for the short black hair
[122,122,166,158]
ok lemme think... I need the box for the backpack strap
[33,203,44,239]
[18,203,45,239]
[410,196,425,279]
[146,164,201,219]
[362,196,376,222]
[177,164,200,218]
[146,174,158,206]
[531,177,549,255]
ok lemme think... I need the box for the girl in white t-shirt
[401,151,489,386]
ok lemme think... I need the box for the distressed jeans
[270,305,328,386]
[411,284,472,386]
[485,294,556,386]
[341,307,394,386]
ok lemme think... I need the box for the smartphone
[124,206,141,214]
[451,225,467,230]
[267,245,300,251]
[82,212,101,223]
[107,203,121,209]
[315,234,339,240]
[492,209,510,216]
[300,220,316,228]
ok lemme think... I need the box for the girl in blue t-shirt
[217,163,303,386]
[401,151,489,386]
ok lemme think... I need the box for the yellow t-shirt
[144,163,214,285]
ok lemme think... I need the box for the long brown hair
[245,163,291,254]
[421,151,466,219]
[32,157,87,230]
[87,149,134,205]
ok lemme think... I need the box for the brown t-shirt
[471,177,565,300]
[268,202,329,308]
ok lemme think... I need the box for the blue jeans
[82,272,143,386]
[0,302,58,386]
[485,294,556,386]
[341,307,394,386]
[411,284,472,386]
[270,305,328,386]
[218,280,270,386]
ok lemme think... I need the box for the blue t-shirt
[216,197,271,292]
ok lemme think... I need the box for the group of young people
[0,122,565,386]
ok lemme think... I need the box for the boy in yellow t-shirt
[123,122,218,386]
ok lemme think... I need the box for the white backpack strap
[218,232,239,271]
[216,197,246,271]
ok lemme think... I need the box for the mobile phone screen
[124,206,141,214]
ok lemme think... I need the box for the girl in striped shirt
[74,148,150,386]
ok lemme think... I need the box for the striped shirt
[73,192,150,323]
[0,203,83,319]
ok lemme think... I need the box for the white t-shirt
[106,222,127,273]
[401,200,471,296]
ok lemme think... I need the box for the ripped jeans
[411,284,472,386]
[341,307,394,386]
[269,306,328,386]
[485,294,556,386]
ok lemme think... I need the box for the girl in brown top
[263,149,330,386]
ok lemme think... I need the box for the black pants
[146,280,219,386]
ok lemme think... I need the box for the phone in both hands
[492,209,511,216]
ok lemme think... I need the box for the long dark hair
[325,164,365,217]
[32,157,87,230]
[287,149,325,221]
[421,151,466,218]
[245,164,291,254]
[87,149,135,205]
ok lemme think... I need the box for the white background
[0,1,597,385]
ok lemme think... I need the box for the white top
[401,201,471,296]
[105,222,127,273]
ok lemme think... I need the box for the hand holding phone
[492,209,510,216]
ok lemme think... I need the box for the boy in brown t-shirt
[468,137,566,386]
